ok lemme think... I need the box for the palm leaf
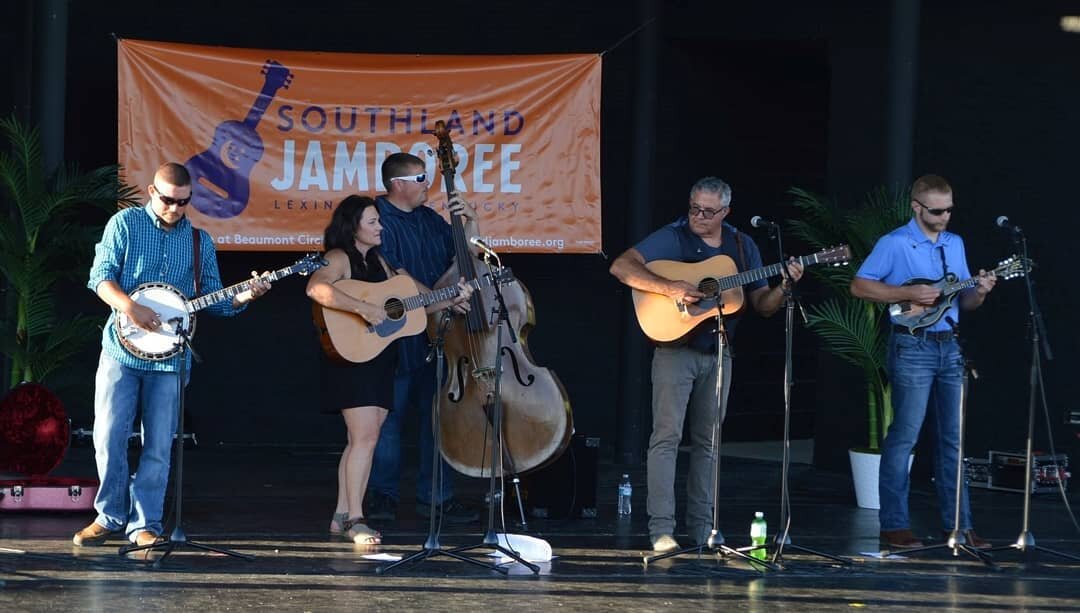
[805,299,886,373]
[0,114,136,385]
[25,315,104,383]
[786,185,911,450]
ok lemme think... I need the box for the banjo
[115,253,325,360]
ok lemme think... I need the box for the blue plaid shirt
[88,203,244,372]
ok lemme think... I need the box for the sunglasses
[153,185,192,207]
[688,204,727,220]
[390,173,428,184]
[913,198,954,216]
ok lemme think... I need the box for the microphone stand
[890,319,994,566]
[447,256,540,574]
[988,229,1080,563]
[379,310,490,574]
[643,311,779,572]
[119,325,255,568]
[761,224,851,568]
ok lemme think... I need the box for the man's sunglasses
[913,198,954,216]
[153,185,192,207]
[389,173,428,184]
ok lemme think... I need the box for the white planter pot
[848,448,914,510]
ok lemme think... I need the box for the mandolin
[888,255,1032,333]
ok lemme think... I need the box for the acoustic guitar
[888,255,1031,333]
[314,268,514,363]
[632,245,851,342]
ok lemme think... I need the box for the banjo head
[115,283,196,360]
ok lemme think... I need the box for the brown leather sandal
[344,518,381,545]
[329,512,349,534]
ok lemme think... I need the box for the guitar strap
[192,227,202,297]
[735,229,748,272]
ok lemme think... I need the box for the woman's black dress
[319,248,398,414]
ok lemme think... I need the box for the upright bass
[430,121,572,478]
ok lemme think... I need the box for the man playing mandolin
[851,174,996,550]
[610,176,803,553]
[75,163,271,552]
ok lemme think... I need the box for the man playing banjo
[73,162,271,551]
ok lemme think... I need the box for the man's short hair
[911,174,952,200]
[155,162,191,187]
[381,152,425,188]
[689,176,732,207]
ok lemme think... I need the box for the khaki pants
[646,345,732,541]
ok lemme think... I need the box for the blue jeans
[879,333,972,532]
[92,352,186,540]
[368,361,453,505]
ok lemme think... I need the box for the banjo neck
[186,262,307,312]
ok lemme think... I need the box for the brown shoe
[880,529,924,549]
[73,522,116,547]
[132,530,165,547]
[944,529,991,549]
[123,530,166,561]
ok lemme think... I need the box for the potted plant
[0,115,140,389]
[787,186,911,509]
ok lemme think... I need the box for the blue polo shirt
[375,195,455,371]
[856,218,972,333]
[635,218,766,348]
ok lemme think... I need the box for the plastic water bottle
[750,511,768,560]
[617,474,632,517]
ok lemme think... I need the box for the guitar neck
[188,264,299,312]
[399,276,489,312]
[717,254,815,291]
[244,87,281,126]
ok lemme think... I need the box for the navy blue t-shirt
[634,218,766,349]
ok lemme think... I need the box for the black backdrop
[2,1,1078,471]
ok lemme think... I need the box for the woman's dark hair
[323,195,381,277]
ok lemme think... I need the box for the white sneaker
[651,534,680,553]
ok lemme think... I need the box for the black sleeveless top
[318,247,398,413]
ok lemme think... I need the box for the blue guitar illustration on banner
[186,60,294,219]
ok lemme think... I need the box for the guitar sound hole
[698,278,719,296]
[385,298,405,320]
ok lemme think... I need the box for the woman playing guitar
[305,195,472,543]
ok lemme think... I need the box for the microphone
[469,236,500,261]
[750,215,778,229]
[995,215,1023,234]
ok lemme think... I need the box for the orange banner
[117,39,602,253]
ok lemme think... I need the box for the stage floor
[2,445,1079,611]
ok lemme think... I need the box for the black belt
[892,325,956,341]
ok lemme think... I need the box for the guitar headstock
[815,244,852,266]
[995,255,1033,280]
[261,59,294,92]
[294,252,329,276]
